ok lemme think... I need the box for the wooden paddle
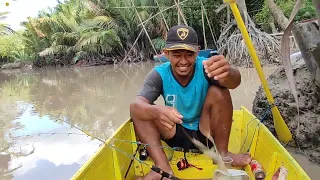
[224,0,293,144]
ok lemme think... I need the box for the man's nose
[180,56,188,63]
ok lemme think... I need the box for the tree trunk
[292,19,320,87]
[237,0,249,25]
[269,16,278,33]
[266,0,289,30]
[312,0,320,25]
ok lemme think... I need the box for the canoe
[71,106,310,180]
[153,49,217,62]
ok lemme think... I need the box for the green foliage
[152,37,166,52]
[3,0,316,66]
[13,0,229,66]
[0,33,26,62]
[254,0,316,32]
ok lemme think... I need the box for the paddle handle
[227,1,275,105]
[226,0,293,143]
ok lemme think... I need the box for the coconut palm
[0,12,13,36]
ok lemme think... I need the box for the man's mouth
[178,65,189,72]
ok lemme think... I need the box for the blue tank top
[154,56,209,131]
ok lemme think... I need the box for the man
[130,25,252,180]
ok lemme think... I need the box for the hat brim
[164,43,199,52]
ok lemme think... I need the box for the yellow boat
[71,106,310,180]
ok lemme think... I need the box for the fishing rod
[109,143,180,180]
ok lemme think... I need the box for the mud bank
[252,58,320,165]
[0,62,33,70]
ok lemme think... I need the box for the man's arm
[217,67,241,89]
[130,69,163,121]
[130,96,158,121]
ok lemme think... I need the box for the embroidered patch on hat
[177,28,189,40]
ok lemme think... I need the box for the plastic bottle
[250,160,266,180]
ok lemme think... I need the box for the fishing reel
[177,158,188,171]
[176,151,203,171]
[139,146,149,161]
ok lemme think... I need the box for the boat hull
[71,106,310,180]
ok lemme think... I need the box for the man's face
[164,49,199,77]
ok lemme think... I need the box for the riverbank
[252,57,320,165]
[0,61,33,70]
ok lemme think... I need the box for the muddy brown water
[0,62,319,180]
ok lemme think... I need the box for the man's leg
[199,85,252,167]
[132,117,176,180]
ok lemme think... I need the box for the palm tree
[0,12,13,36]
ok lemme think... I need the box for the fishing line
[112,138,201,153]
[11,132,198,153]
[31,116,179,179]
[52,117,106,143]
[112,138,174,149]
[238,104,273,153]
[12,132,93,139]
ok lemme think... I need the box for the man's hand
[202,55,231,81]
[202,55,241,89]
[154,105,183,131]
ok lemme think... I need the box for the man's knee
[206,85,231,105]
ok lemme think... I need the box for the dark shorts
[161,124,213,151]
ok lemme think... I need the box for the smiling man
[130,25,252,180]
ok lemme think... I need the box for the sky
[0,0,63,30]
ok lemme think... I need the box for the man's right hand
[153,105,183,131]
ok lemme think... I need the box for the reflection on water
[0,61,319,179]
[1,102,101,180]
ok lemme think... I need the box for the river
[0,61,319,179]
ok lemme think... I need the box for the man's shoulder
[154,62,171,70]
[146,68,162,81]
[153,62,171,76]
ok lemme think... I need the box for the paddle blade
[271,106,292,143]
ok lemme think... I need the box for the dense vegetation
[0,0,316,67]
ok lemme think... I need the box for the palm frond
[52,32,80,46]
[0,24,14,36]
[39,45,72,57]
[0,12,9,21]
[75,29,122,54]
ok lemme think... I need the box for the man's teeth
[179,66,188,71]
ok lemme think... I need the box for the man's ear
[163,49,169,58]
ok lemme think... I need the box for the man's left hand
[202,55,231,81]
